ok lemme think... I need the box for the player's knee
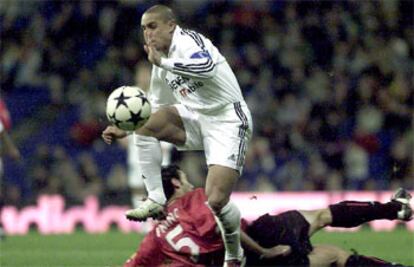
[316,209,332,228]
[301,209,329,233]
[336,250,351,267]
[136,107,186,144]
[136,122,157,137]
[135,108,167,137]
[207,194,229,214]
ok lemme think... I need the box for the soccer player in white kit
[102,5,252,266]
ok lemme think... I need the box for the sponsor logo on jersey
[165,76,204,97]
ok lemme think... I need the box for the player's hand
[260,245,291,259]
[144,44,162,66]
[102,126,127,144]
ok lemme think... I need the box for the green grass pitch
[1,228,413,266]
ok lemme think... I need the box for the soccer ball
[106,86,151,131]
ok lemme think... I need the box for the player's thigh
[172,104,203,151]
[136,106,186,145]
[309,244,350,267]
[203,103,252,210]
[205,165,239,210]
[202,102,252,174]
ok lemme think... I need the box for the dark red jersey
[125,188,224,267]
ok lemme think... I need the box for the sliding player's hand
[260,245,291,259]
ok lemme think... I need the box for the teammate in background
[118,61,174,208]
[102,5,252,265]
[124,165,412,267]
[0,104,21,240]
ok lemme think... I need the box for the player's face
[141,13,174,52]
[177,170,194,193]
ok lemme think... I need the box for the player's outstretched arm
[102,126,127,144]
[240,231,291,259]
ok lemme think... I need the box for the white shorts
[174,102,253,172]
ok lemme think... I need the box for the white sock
[131,194,145,208]
[210,201,243,261]
[160,141,173,166]
[134,134,166,205]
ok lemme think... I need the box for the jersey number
[165,224,200,262]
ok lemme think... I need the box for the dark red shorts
[246,210,312,266]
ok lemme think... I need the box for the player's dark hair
[161,165,181,200]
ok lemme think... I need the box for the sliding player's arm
[240,230,291,259]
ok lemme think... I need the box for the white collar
[168,25,181,57]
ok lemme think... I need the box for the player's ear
[171,177,182,188]
[168,20,176,33]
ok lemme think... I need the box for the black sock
[329,201,400,227]
[346,254,405,266]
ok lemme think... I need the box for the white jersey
[148,25,245,114]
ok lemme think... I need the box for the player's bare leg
[299,208,332,236]
[205,165,245,266]
[125,106,186,221]
[308,244,349,267]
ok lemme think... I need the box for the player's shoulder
[174,25,211,49]
[171,188,207,212]
[177,26,206,39]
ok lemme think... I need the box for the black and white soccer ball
[106,86,151,131]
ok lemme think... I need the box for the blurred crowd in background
[0,0,413,207]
